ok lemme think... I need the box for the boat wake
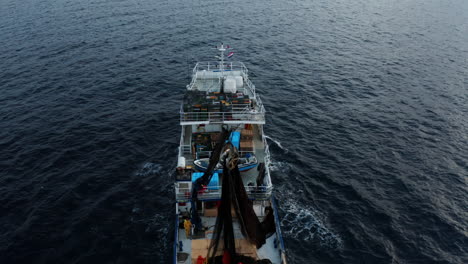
[131,162,173,263]
[265,135,289,152]
[269,161,293,173]
[279,190,343,250]
[128,211,172,264]
[135,162,164,177]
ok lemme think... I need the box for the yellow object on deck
[184,219,192,237]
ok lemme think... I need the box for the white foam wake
[265,135,289,152]
[279,189,343,250]
[269,161,292,173]
[135,162,163,177]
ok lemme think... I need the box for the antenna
[215,43,232,75]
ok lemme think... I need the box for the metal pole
[219,43,225,75]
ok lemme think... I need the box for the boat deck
[192,76,255,99]
[176,204,282,264]
[179,124,269,199]
[239,125,265,187]
[176,54,286,264]
[180,67,265,125]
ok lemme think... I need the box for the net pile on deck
[191,129,231,230]
[197,133,275,264]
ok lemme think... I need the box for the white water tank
[235,76,243,88]
[177,156,186,168]
[224,77,237,93]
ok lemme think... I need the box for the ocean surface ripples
[0,0,467,263]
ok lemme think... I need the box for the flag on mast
[227,52,234,58]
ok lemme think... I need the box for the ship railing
[187,75,197,90]
[179,145,191,155]
[197,150,255,159]
[245,79,267,114]
[196,150,212,160]
[245,77,256,95]
[258,96,266,113]
[180,109,265,124]
[178,130,192,157]
[175,184,273,201]
[192,61,248,74]
[187,61,251,91]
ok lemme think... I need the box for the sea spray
[135,162,163,177]
[278,188,343,250]
[265,135,289,153]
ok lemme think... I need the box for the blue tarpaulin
[229,131,241,149]
[192,172,219,190]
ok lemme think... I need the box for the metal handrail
[175,184,273,201]
[184,63,264,123]
[180,111,265,123]
[193,61,248,72]
[179,145,191,155]
[186,61,254,96]
[245,78,256,95]
[178,128,192,157]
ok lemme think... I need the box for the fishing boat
[174,44,287,264]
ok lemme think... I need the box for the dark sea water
[1,0,467,263]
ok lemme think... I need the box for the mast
[216,43,231,77]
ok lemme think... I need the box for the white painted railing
[190,61,248,75]
[178,129,192,158]
[183,61,266,124]
[179,145,191,155]
[175,184,273,201]
[187,61,255,95]
[180,110,265,124]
